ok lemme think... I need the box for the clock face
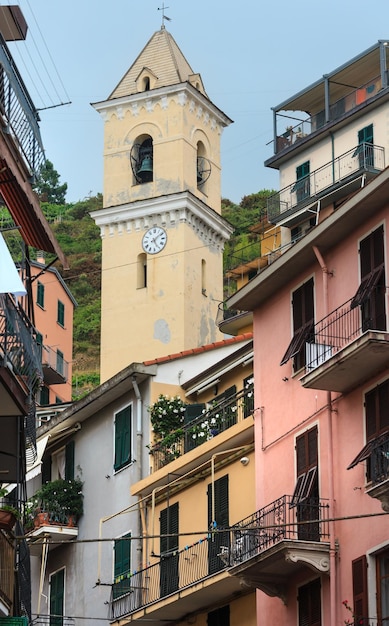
[142,226,167,254]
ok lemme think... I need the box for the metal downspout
[132,376,143,570]
[313,245,337,626]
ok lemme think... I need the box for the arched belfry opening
[196,141,211,190]
[130,136,153,184]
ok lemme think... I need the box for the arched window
[143,76,150,91]
[130,136,153,184]
[137,253,147,289]
[196,141,211,189]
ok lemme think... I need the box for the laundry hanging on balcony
[0,231,26,296]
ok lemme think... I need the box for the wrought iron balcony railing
[274,74,382,155]
[267,143,385,224]
[0,293,43,393]
[216,302,249,326]
[227,495,330,567]
[149,384,254,470]
[369,434,389,487]
[304,296,379,373]
[0,31,45,176]
[109,533,228,620]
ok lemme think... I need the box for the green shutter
[65,441,75,480]
[113,532,131,598]
[50,568,64,626]
[358,124,373,145]
[184,403,205,424]
[114,406,131,470]
[57,301,65,326]
[37,282,45,307]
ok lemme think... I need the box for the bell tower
[92,26,233,382]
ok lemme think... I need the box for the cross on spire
[158,3,172,29]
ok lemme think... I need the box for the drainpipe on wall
[313,246,337,626]
[132,375,143,570]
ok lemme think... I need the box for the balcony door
[208,475,229,575]
[294,426,319,541]
[351,225,386,332]
[358,124,374,168]
[160,502,179,596]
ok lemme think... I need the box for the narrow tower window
[201,259,207,295]
[143,76,150,91]
[137,253,147,289]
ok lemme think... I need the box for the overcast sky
[8,0,389,204]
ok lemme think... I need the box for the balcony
[216,302,252,335]
[26,511,79,556]
[363,434,389,512]
[225,495,330,602]
[0,30,45,176]
[0,530,14,613]
[0,294,42,414]
[41,345,68,385]
[109,534,243,623]
[26,479,83,555]
[270,69,385,160]
[149,385,254,470]
[300,298,389,393]
[267,143,385,228]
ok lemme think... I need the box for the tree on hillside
[35,159,68,204]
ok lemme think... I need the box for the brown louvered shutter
[352,555,368,623]
[365,388,378,441]
[296,433,307,475]
[298,578,321,626]
[378,380,389,433]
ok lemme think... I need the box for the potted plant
[30,478,84,527]
[0,487,19,531]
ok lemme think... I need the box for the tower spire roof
[108,28,206,99]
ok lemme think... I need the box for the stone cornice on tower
[92,81,232,134]
[90,191,234,251]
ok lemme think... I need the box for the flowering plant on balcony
[28,478,84,525]
[148,394,186,439]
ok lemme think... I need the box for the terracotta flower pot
[34,511,50,528]
[0,509,16,531]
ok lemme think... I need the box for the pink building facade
[30,259,76,405]
[225,42,389,625]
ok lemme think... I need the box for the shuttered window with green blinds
[114,406,132,471]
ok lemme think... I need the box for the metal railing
[227,495,330,566]
[0,32,45,176]
[0,530,14,610]
[109,496,330,619]
[267,143,385,223]
[369,435,389,486]
[0,294,43,394]
[304,297,374,372]
[150,385,254,470]
[32,615,75,626]
[41,344,68,381]
[216,302,250,326]
[109,533,228,619]
[274,74,382,154]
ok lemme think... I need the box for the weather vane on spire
[158,3,172,29]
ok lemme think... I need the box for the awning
[0,231,26,296]
[26,435,49,481]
